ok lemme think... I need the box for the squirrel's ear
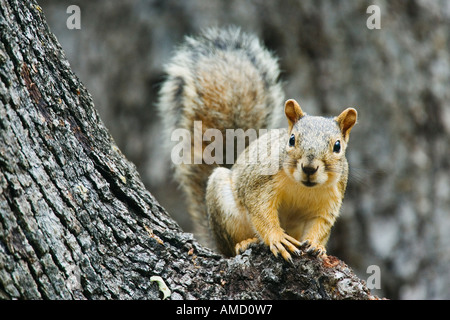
[336,108,357,142]
[285,99,305,132]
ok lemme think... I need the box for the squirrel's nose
[301,164,319,175]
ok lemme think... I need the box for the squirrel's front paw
[301,240,327,257]
[266,232,302,262]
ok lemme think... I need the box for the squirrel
[157,27,357,261]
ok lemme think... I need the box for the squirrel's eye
[333,140,341,153]
[289,134,295,147]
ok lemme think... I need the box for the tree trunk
[0,0,377,300]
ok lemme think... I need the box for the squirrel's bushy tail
[157,27,285,245]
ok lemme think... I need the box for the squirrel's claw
[301,240,326,257]
[267,233,302,262]
[300,239,311,249]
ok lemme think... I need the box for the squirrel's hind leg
[206,167,256,257]
[235,237,260,255]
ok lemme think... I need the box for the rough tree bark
[0,0,377,300]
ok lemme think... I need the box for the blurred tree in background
[39,0,450,299]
